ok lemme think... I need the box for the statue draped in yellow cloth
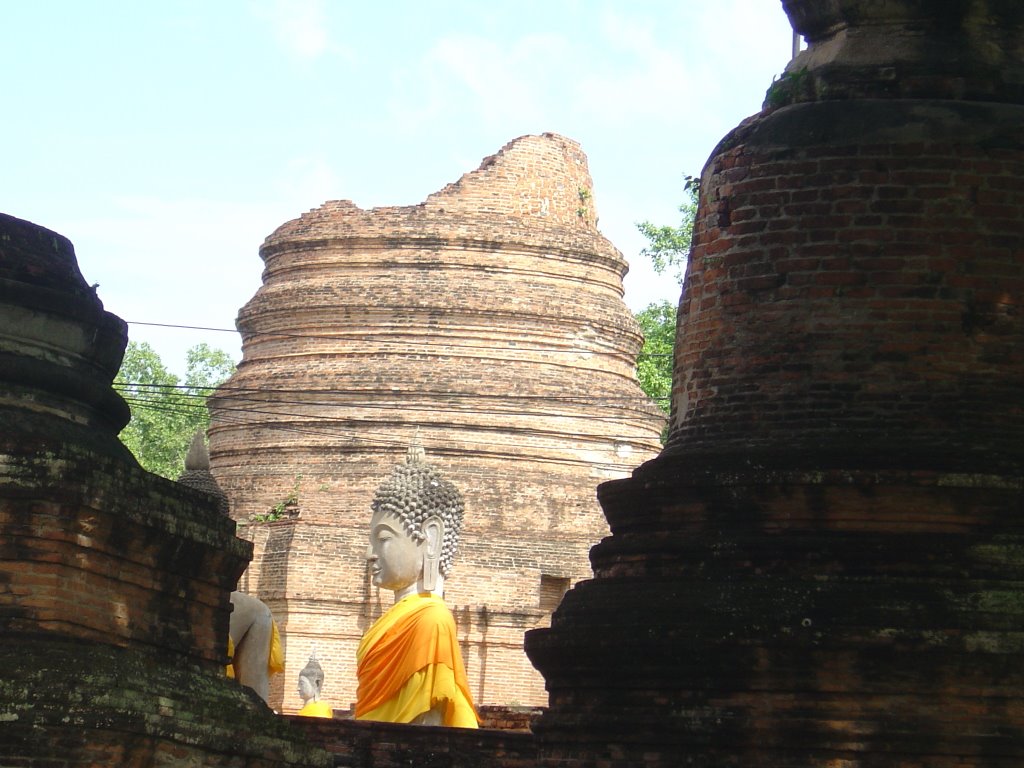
[356,445,478,728]
[296,654,334,718]
[225,590,285,704]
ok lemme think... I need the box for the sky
[2,1,796,376]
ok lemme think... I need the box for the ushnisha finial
[184,430,211,471]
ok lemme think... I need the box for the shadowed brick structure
[0,212,327,767]
[527,2,1024,766]
[207,133,665,713]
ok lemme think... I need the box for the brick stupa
[207,133,665,712]
[527,2,1024,766]
[0,212,327,767]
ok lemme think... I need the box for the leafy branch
[635,174,700,286]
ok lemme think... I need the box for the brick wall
[667,99,1024,473]
[666,100,1024,473]
[0,452,249,667]
[1,640,329,768]
[287,716,538,768]
[0,211,328,768]
[209,133,665,713]
[526,3,1024,766]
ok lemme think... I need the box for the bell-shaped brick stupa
[208,133,665,712]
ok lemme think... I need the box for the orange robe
[356,593,478,728]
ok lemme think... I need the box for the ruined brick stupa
[208,133,665,712]
[527,1,1024,766]
[0,212,326,767]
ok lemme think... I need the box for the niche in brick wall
[539,575,571,614]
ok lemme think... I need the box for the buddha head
[367,443,465,599]
[298,655,324,704]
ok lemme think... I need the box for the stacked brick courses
[289,715,538,767]
[0,212,327,767]
[527,2,1024,766]
[666,101,1024,471]
[209,132,665,712]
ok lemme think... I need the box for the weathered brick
[208,133,665,713]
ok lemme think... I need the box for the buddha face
[298,674,317,703]
[367,508,424,593]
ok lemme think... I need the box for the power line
[125,320,675,358]
[119,393,668,436]
[118,393,664,455]
[115,380,670,404]
[119,387,667,431]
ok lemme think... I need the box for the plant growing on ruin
[763,67,812,109]
[576,187,592,220]
[251,475,303,523]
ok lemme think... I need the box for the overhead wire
[116,380,670,405]
[114,368,671,454]
[116,315,672,460]
[117,386,667,447]
[125,320,675,358]
[117,396,660,470]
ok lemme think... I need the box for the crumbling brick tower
[527,2,1024,766]
[208,133,665,712]
[0,213,326,767]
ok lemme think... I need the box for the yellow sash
[297,699,334,718]
[225,619,285,678]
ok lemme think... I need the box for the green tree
[634,175,700,418]
[185,343,236,391]
[114,341,236,479]
[635,300,676,415]
[635,175,700,285]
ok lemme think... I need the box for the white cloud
[256,0,332,60]
[689,2,794,112]
[571,8,697,126]
[282,155,344,207]
[393,32,574,132]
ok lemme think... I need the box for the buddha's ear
[422,516,443,592]
[423,515,443,557]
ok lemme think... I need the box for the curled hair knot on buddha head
[371,443,465,577]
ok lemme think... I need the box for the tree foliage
[114,341,236,479]
[635,174,700,286]
[185,343,236,392]
[634,300,675,415]
[634,175,700,419]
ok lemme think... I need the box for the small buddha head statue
[177,430,230,516]
[367,443,465,599]
[298,654,325,703]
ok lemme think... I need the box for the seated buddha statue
[296,654,333,718]
[227,591,285,704]
[355,444,478,728]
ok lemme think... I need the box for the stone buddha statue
[296,654,333,718]
[174,437,284,705]
[227,591,285,705]
[355,444,478,727]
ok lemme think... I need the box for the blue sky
[2,1,795,375]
